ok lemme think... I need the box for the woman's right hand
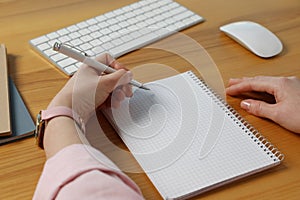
[48,53,133,123]
[226,76,300,134]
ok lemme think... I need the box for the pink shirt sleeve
[33,144,144,200]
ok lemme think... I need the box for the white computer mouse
[220,21,283,58]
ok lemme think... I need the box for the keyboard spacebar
[109,32,161,58]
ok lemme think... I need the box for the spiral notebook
[103,71,284,200]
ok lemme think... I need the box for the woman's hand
[47,53,133,123]
[226,76,300,134]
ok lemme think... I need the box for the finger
[227,78,243,87]
[99,69,132,94]
[226,76,280,96]
[111,99,121,108]
[95,53,115,65]
[112,88,126,102]
[115,71,133,88]
[111,94,122,108]
[95,53,128,70]
[227,77,256,87]
[240,99,276,120]
[100,90,125,109]
[110,59,128,70]
[122,84,133,97]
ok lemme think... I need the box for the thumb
[240,99,276,120]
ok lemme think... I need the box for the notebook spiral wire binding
[187,71,284,162]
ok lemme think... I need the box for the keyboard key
[145,11,156,18]
[156,21,168,28]
[111,38,123,46]
[122,5,133,12]
[90,31,103,39]
[110,24,122,32]
[169,2,180,9]
[113,8,123,16]
[129,2,141,10]
[129,30,142,38]
[47,32,59,40]
[69,32,81,39]
[104,11,116,19]
[86,18,98,25]
[44,49,57,57]
[98,21,110,28]
[107,18,119,25]
[51,53,67,62]
[124,12,135,19]
[67,25,79,32]
[102,42,114,50]
[92,46,105,55]
[57,28,69,36]
[64,65,78,75]
[174,12,191,22]
[99,35,111,43]
[79,28,91,36]
[139,28,151,35]
[58,35,71,43]
[58,57,77,67]
[109,32,120,39]
[118,21,130,28]
[80,35,93,42]
[70,38,83,46]
[100,28,112,35]
[118,27,131,35]
[95,15,106,22]
[77,21,89,29]
[30,36,48,45]
[90,39,102,46]
[155,28,172,38]
[80,43,93,51]
[191,15,205,23]
[120,34,133,43]
[136,21,147,28]
[37,43,51,51]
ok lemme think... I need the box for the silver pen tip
[140,85,150,90]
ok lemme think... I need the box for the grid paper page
[104,71,282,199]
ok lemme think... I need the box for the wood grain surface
[0,0,299,199]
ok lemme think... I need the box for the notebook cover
[0,78,35,144]
[0,44,11,136]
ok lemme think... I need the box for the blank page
[104,71,283,199]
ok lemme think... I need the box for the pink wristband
[35,106,85,149]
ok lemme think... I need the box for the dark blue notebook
[0,78,35,144]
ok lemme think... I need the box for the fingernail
[241,101,251,110]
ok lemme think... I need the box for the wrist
[34,106,85,149]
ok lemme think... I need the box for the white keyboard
[29,0,204,76]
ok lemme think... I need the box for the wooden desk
[0,0,299,199]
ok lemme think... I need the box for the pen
[53,42,150,90]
